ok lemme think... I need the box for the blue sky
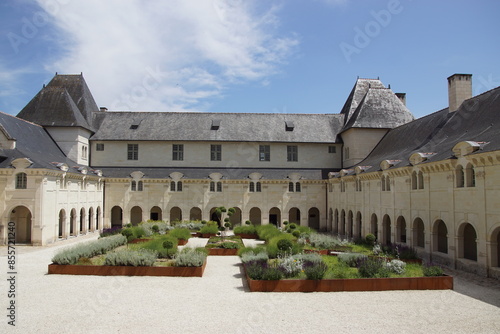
[0,0,499,118]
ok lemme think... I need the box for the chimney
[395,93,406,106]
[448,74,472,112]
[99,107,108,112]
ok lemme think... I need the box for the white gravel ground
[1,233,499,334]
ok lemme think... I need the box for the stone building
[0,73,499,279]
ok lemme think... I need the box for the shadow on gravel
[236,264,250,292]
[446,269,500,308]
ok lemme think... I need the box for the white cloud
[34,0,298,111]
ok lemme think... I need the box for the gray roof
[340,78,414,132]
[351,86,500,172]
[17,74,98,131]
[97,167,336,180]
[91,112,344,143]
[0,111,91,173]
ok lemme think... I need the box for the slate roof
[17,74,98,131]
[91,112,344,143]
[96,167,337,180]
[340,78,414,132]
[350,86,500,172]
[0,111,89,173]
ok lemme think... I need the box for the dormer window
[285,121,294,131]
[211,119,221,130]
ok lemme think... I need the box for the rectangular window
[211,144,222,161]
[173,144,184,161]
[127,144,138,160]
[259,145,270,161]
[96,143,104,151]
[328,146,336,153]
[287,145,298,162]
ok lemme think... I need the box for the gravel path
[1,234,499,334]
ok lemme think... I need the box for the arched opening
[418,171,424,189]
[382,214,391,245]
[413,218,425,248]
[459,223,477,261]
[70,209,77,235]
[289,207,301,225]
[308,207,320,231]
[79,208,86,233]
[249,207,261,225]
[340,210,346,236]
[456,165,464,188]
[269,207,281,226]
[96,207,101,231]
[347,210,353,238]
[150,206,162,221]
[170,207,182,223]
[111,206,123,228]
[411,171,418,190]
[58,209,66,238]
[328,208,333,232]
[88,207,94,231]
[490,227,500,267]
[210,207,221,225]
[433,220,448,253]
[229,207,242,225]
[334,209,339,234]
[355,212,362,239]
[190,207,202,221]
[130,206,143,226]
[370,214,378,240]
[466,163,475,187]
[396,216,407,243]
[10,206,32,244]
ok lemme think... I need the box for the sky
[0,0,499,119]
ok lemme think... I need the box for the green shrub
[245,220,252,225]
[338,253,367,267]
[221,241,240,249]
[262,267,284,280]
[199,225,219,234]
[238,245,268,257]
[277,239,293,252]
[168,228,191,240]
[121,228,133,239]
[365,233,376,245]
[201,220,207,224]
[234,224,256,235]
[104,249,157,266]
[423,264,444,277]
[151,225,159,233]
[245,262,266,280]
[256,224,282,241]
[52,235,127,265]
[224,221,231,228]
[163,240,174,249]
[304,261,328,280]
[330,261,351,279]
[267,234,301,258]
[288,223,297,230]
[292,230,301,238]
[241,251,269,264]
[309,234,343,250]
[357,257,389,278]
[175,248,207,267]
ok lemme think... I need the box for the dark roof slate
[0,111,86,173]
[16,74,97,131]
[96,166,337,180]
[352,86,500,172]
[91,112,344,143]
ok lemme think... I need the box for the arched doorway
[382,214,391,245]
[289,207,301,225]
[355,212,362,239]
[111,206,123,228]
[370,214,378,240]
[58,209,66,238]
[347,211,353,238]
[229,207,242,225]
[70,209,77,235]
[269,207,281,226]
[340,210,346,236]
[413,218,425,248]
[130,206,142,226]
[170,207,182,223]
[396,216,407,243]
[459,223,477,261]
[249,207,261,225]
[308,207,320,230]
[150,206,162,221]
[10,206,32,244]
[79,208,86,233]
[210,207,221,225]
[334,209,339,234]
[190,207,202,221]
[96,207,101,231]
[433,220,448,253]
[328,208,333,232]
[88,207,94,231]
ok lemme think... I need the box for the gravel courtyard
[1,233,499,334]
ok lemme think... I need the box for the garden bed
[48,260,206,277]
[243,265,453,292]
[208,248,239,256]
